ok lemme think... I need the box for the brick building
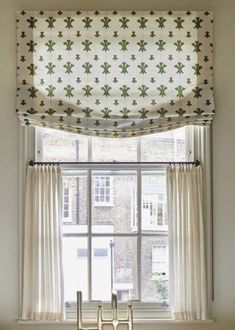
[41,127,186,304]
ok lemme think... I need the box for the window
[152,245,168,276]
[94,176,113,206]
[37,126,191,315]
[94,248,108,257]
[63,186,72,222]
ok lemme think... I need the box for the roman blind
[16,11,214,137]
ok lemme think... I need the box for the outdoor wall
[0,0,235,330]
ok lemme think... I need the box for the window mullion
[88,168,92,302]
[137,167,142,301]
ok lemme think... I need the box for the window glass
[62,175,88,233]
[63,237,88,302]
[42,128,88,162]
[40,126,187,305]
[92,237,137,301]
[141,127,186,161]
[141,236,168,304]
[92,137,137,162]
[92,171,137,234]
[142,172,167,232]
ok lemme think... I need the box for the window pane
[92,136,137,161]
[63,237,88,302]
[141,236,168,304]
[141,127,186,161]
[63,175,88,233]
[92,237,138,301]
[141,172,167,233]
[92,171,137,233]
[41,128,88,162]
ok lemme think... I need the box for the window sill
[17,319,214,325]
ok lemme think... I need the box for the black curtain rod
[29,160,200,166]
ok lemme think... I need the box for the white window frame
[93,175,113,206]
[18,125,213,322]
[63,185,73,223]
[152,244,168,276]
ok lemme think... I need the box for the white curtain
[22,165,64,320]
[167,165,208,320]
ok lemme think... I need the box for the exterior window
[94,176,113,206]
[63,186,72,222]
[94,248,108,257]
[152,245,168,276]
[77,249,87,257]
[39,126,188,309]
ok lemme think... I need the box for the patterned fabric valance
[17,11,214,137]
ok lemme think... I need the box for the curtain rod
[29,160,200,166]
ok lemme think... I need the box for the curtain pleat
[167,165,208,320]
[22,165,64,321]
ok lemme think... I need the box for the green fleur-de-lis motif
[192,41,202,53]
[156,17,166,28]
[175,62,185,74]
[157,84,168,97]
[64,17,74,29]
[101,84,112,96]
[193,86,202,98]
[101,107,112,119]
[64,62,74,74]
[175,85,186,98]
[46,85,56,98]
[138,85,149,97]
[63,40,74,51]
[45,40,56,52]
[157,108,168,117]
[100,39,111,51]
[119,62,130,74]
[82,107,93,118]
[174,17,185,29]
[156,39,166,51]
[194,108,204,115]
[82,17,93,28]
[137,40,148,52]
[82,85,93,97]
[192,63,203,76]
[120,107,130,119]
[28,87,38,98]
[64,85,74,98]
[101,16,111,28]
[137,62,148,74]
[27,40,37,53]
[192,17,203,29]
[119,17,129,29]
[45,108,56,115]
[156,62,167,74]
[82,62,92,74]
[119,40,129,51]
[174,40,184,52]
[27,108,38,114]
[82,40,92,52]
[137,17,148,29]
[27,63,38,76]
[27,16,38,28]
[138,108,149,118]
[101,62,111,74]
[46,17,56,28]
[45,62,56,75]
[64,107,74,116]
[176,108,186,116]
[120,85,130,97]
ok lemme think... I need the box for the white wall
[0,0,235,329]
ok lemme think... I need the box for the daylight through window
[39,127,188,306]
